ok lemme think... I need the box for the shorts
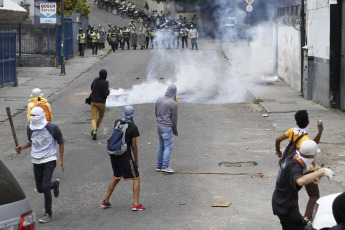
[110,157,140,180]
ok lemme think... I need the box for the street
[1,3,344,230]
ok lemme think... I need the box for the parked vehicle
[304,192,342,230]
[0,160,36,230]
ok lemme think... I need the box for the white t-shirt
[30,128,57,163]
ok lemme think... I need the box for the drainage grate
[219,161,257,167]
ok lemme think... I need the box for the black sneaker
[39,213,52,223]
[53,179,60,198]
[92,131,97,140]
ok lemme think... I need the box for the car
[0,160,36,230]
[304,192,342,230]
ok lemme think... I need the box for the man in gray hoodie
[155,84,178,173]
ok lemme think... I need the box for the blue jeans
[157,125,173,169]
[33,160,58,216]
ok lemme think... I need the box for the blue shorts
[110,157,140,180]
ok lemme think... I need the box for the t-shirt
[285,128,310,149]
[111,119,140,160]
[272,156,304,216]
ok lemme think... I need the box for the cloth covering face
[30,107,48,130]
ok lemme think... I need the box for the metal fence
[0,23,57,56]
[0,31,16,88]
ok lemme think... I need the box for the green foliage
[57,0,91,17]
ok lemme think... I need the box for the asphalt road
[1,4,340,230]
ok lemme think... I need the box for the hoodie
[155,84,178,134]
[91,71,110,104]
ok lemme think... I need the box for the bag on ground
[107,121,128,155]
[34,100,52,121]
[279,134,305,165]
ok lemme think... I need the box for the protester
[27,88,53,123]
[15,107,64,223]
[332,193,345,230]
[155,84,178,173]
[275,110,323,222]
[100,105,145,211]
[272,140,335,230]
[90,69,110,140]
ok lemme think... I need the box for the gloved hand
[323,168,335,181]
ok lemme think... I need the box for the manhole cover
[219,161,257,167]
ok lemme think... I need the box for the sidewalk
[0,47,109,122]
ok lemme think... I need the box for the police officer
[130,26,138,50]
[107,23,112,45]
[144,26,150,49]
[150,26,157,49]
[98,25,106,50]
[122,26,130,50]
[109,28,118,52]
[172,25,180,49]
[77,28,86,56]
[90,29,99,54]
[138,28,146,50]
[180,24,189,49]
[114,26,122,50]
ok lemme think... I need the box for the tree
[57,0,91,18]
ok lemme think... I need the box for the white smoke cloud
[106,1,276,107]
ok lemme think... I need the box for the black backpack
[279,134,305,166]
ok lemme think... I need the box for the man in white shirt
[15,107,65,223]
[188,25,199,50]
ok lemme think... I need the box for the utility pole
[300,0,305,94]
[60,0,66,75]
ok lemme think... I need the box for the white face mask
[297,151,314,174]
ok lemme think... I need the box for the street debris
[251,172,265,178]
[262,114,269,117]
[212,201,232,207]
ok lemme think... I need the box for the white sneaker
[162,168,174,173]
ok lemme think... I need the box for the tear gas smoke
[106,0,276,107]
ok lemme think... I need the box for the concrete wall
[277,25,301,91]
[306,0,330,107]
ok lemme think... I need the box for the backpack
[34,100,52,122]
[107,121,128,155]
[279,134,305,165]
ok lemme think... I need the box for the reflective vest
[150,29,156,36]
[91,33,98,42]
[173,28,179,36]
[122,29,130,38]
[110,33,117,42]
[77,33,85,43]
[145,28,150,37]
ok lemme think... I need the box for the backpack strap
[292,134,305,147]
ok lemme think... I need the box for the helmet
[139,28,142,30]
[131,19,134,22]
[108,23,111,27]
[179,15,182,18]
[190,24,193,28]
[160,10,163,13]
[99,24,102,28]
[79,28,82,31]
[31,88,43,97]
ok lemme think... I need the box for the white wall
[306,0,330,59]
[277,25,301,91]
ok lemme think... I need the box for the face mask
[297,152,314,174]
[31,115,43,123]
